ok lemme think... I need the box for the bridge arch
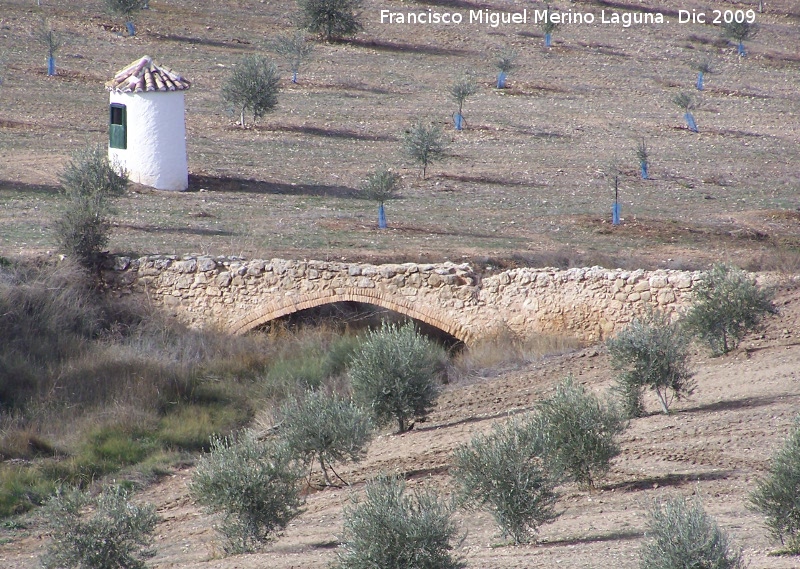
[228,288,472,343]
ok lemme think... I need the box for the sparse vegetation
[541,5,559,47]
[54,145,128,270]
[278,390,373,486]
[40,485,158,569]
[635,139,649,180]
[334,474,464,569]
[189,434,303,553]
[104,0,146,35]
[451,415,559,544]
[450,72,477,130]
[672,92,698,132]
[222,55,280,127]
[723,20,759,56]
[362,167,401,229]
[34,19,62,76]
[536,378,627,487]
[694,59,713,90]
[749,414,800,554]
[640,495,745,569]
[494,48,517,88]
[298,0,363,42]
[684,264,776,355]
[403,120,447,178]
[272,31,313,83]
[349,321,445,433]
[607,312,694,416]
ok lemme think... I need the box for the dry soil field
[0,0,799,268]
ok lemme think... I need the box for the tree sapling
[495,48,517,89]
[450,72,477,131]
[672,92,698,132]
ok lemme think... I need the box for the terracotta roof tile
[106,56,191,93]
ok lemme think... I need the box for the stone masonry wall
[106,256,701,344]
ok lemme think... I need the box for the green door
[109,104,127,149]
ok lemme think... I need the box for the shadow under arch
[228,288,473,344]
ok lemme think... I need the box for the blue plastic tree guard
[545,33,552,47]
[685,112,698,133]
[292,70,298,84]
[737,42,746,56]
[696,71,704,91]
[612,202,621,225]
[454,113,464,131]
[497,72,507,89]
[640,162,649,180]
[47,56,55,76]
[126,22,136,36]
[378,204,387,229]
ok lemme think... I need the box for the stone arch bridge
[107,256,699,345]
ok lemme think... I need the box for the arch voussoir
[228,288,471,343]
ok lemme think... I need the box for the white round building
[106,56,191,191]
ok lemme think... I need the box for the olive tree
[272,31,313,83]
[222,55,280,127]
[403,120,447,179]
[279,390,373,486]
[349,321,446,433]
[334,474,464,569]
[40,486,158,569]
[640,495,745,569]
[452,415,559,544]
[749,415,800,553]
[189,434,303,553]
[362,167,401,229]
[450,72,477,130]
[298,0,362,41]
[607,312,694,416]
[537,378,627,487]
[35,19,63,75]
[684,264,776,355]
[105,0,146,35]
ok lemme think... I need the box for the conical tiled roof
[106,56,191,93]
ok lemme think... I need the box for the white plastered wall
[108,90,188,191]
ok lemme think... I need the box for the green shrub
[279,390,373,485]
[640,495,744,569]
[451,415,558,544]
[684,264,776,355]
[749,415,800,553]
[349,321,446,432]
[607,312,694,416]
[537,378,627,487]
[298,0,362,41]
[40,485,158,569]
[403,120,447,179]
[222,55,280,127]
[55,145,128,269]
[189,434,302,553]
[334,474,464,569]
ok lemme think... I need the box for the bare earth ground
[1,284,799,568]
[1,0,800,266]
